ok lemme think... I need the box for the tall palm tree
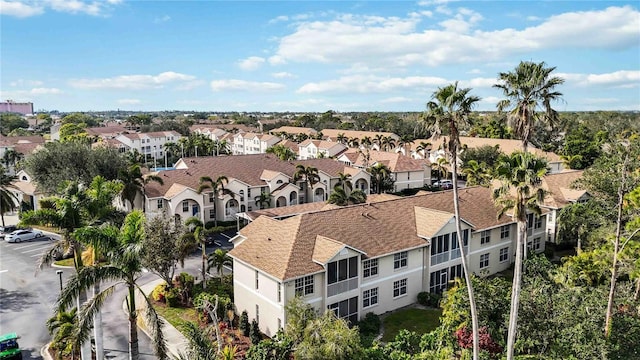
[293,165,320,203]
[197,175,231,227]
[254,192,272,210]
[336,133,347,145]
[382,136,396,152]
[368,163,392,194]
[397,135,414,156]
[347,137,359,148]
[327,186,367,206]
[494,61,564,152]
[433,157,449,184]
[184,216,209,289]
[425,81,481,360]
[492,151,548,360]
[58,211,168,360]
[415,141,432,159]
[118,164,164,212]
[373,134,384,150]
[207,249,232,277]
[0,170,18,227]
[2,148,19,170]
[462,160,491,187]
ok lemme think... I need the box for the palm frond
[136,284,169,360]
[73,282,119,347]
[57,266,124,312]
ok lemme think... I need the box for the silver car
[5,229,44,243]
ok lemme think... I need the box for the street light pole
[56,270,63,293]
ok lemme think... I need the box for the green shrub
[358,312,381,336]
[151,283,167,302]
[249,319,261,345]
[165,287,181,308]
[417,292,441,308]
[239,310,250,337]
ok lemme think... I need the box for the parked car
[4,229,44,243]
[0,226,18,239]
[0,332,22,360]
[434,180,454,190]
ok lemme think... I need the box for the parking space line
[23,246,50,253]
[31,253,45,258]
[0,270,7,274]
[14,243,45,250]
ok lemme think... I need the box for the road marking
[23,246,50,253]
[31,253,45,258]
[0,270,7,274]
[220,233,232,240]
[15,243,45,250]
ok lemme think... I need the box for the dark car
[0,226,17,239]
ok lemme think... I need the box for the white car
[5,229,44,243]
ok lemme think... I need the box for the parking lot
[1,235,56,259]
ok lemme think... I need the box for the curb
[40,343,53,360]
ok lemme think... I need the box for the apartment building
[297,139,347,160]
[228,186,547,336]
[115,131,182,159]
[142,154,371,224]
[540,170,589,243]
[231,132,282,155]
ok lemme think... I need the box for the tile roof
[353,150,429,172]
[85,125,127,136]
[541,170,586,208]
[428,136,562,162]
[229,186,512,280]
[145,154,358,198]
[321,129,399,140]
[0,135,46,145]
[270,126,318,135]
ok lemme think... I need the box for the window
[182,201,189,212]
[363,288,378,308]
[277,318,282,330]
[209,193,215,203]
[278,284,282,302]
[480,230,491,244]
[533,237,541,251]
[256,304,259,323]
[430,269,448,294]
[499,247,509,262]
[328,296,358,325]
[393,279,407,298]
[535,216,543,229]
[394,251,408,269]
[431,234,450,255]
[295,275,314,296]
[157,199,163,209]
[209,209,215,219]
[363,259,378,278]
[255,271,259,289]
[500,225,510,239]
[327,257,358,284]
[450,264,463,280]
[480,253,490,269]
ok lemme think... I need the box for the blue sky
[1,0,639,112]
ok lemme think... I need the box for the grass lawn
[152,300,199,330]
[54,258,75,267]
[382,308,442,342]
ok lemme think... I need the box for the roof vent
[267,237,271,241]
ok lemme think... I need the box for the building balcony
[327,278,358,297]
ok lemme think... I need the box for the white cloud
[0,0,43,17]
[154,15,171,23]
[526,15,541,21]
[210,79,285,92]
[30,87,62,94]
[297,74,449,94]
[0,0,121,17]
[271,72,296,79]
[467,68,483,75]
[559,70,640,88]
[380,96,414,103]
[270,6,639,68]
[269,15,288,24]
[69,71,198,90]
[237,56,266,71]
[117,99,141,105]
[10,79,44,87]
[459,77,495,88]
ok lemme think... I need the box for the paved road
[0,219,235,360]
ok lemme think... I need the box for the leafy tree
[61,112,99,127]
[561,124,604,169]
[494,61,564,153]
[266,144,297,161]
[239,310,250,337]
[295,312,363,360]
[118,164,164,211]
[250,319,261,345]
[207,249,232,277]
[461,160,491,187]
[492,151,549,360]
[0,170,18,227]
[0,113,29,135]
[57,211,168,360]
[23,141,126,194]
[59,122,92,144]
[142,214,189,288]
[459,145,503,169]
[556,201,605,251]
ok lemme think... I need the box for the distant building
[0,100,34,115]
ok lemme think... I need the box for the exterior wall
[0,101,33,115]
[298,144,317,160]
[283,272,326,318]
[545,209,558,243]
[392,170,427,191]
[467,224,515,276]
[233,260,285,337]
[548,161,564,174]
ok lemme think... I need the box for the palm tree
[254,192,272,210]
[47,307,79,359]
[415,141,432,159]
[293,165,320,204]
[397,135,414,156]
[492,151,549,360]
[335,172,353,193]
[336,133,348,145]
[462,160,491,187]
[433,157,449,184]
[207,249,232,277]
[347,137,359,148]
[197,175,231,227]
[327,187,367,206]
[494,61,564,152]
[368,163,392,194]
[2,148,19,170]
[57,211,168,360]
[425,81,481,360]
[266,144,297,161]
[118,164,164,212]
[373,134,384,150]
[382,136,396,152]
[213,139,230,156]
[184,216,209,289]
[0,170,18,227]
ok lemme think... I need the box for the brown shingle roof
[270,126,317,136]
[541,170,586,208]
[321,129,399,140]
[312,236,349,264]
[353,150,429,172]
[429,136,562,163]
[230,186,511,280]
[415,207,454,239]
[145,154,357,198]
